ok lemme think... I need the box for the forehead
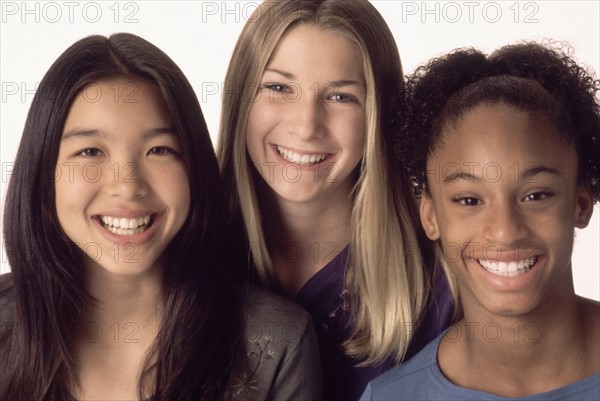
[429,103,577,179]
[63,77,171,133]
[267,23,364,80]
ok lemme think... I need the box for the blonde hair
[217,0,430,364]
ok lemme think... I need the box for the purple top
[295,245,454,401]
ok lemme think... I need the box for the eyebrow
[264,68,364,88]
[444,172,482,184]
[61,129,103,141]
[521,165,561,180]
[61,128,176,141]
[264,68,295,80]
[327,80,365,89]
[443,165,561,184]
[141,128,177,140]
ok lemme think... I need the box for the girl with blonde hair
[218,1,454,399]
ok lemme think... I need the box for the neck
[82,261,164,327]
[440,281,600,396]
[259,180,354,296]
[69,261,164,400]
[462,296,583,367]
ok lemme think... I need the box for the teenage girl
[217,1,455,399]
[363,41,600,400]
[0,33,321,401]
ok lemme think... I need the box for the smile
[478,256,538,277]
[99,215,153,236]
[276,145,328,165]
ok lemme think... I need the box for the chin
[91,257,160,277]
[480,295,542,318]
[272,183,323,203]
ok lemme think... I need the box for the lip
[270,144,334,170]
[471,248,542,263]
[92,212,162,245]
[469,254,546,291]
[95,210,156,218]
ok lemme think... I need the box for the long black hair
[1,33,245,400]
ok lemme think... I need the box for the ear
[574,185,594,229]
[420,194,441,240]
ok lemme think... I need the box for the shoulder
[0,272,14,292]
[243,285,312,331]
[373,333,439,385]
[542,372,600,401]
[364,333,446,400]
[241,285,314,356]
[238,286,322,400]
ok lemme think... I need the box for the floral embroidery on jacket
[233,335,274,399]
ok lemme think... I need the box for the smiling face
[421,103,593,318]
[246,23,366,204]
[56,77,190,276]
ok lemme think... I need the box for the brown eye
[451,196,481,206]
[264,83,289,93]
[523,191,553,202]
[327,93,356,103]
[78,148,103,157]
[148,146,179,156]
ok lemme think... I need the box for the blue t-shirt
[361,331,600,400]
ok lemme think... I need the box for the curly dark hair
[394,41,600,202]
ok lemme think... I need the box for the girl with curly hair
[362,42,600,400]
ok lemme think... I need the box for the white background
[1,0,598,300]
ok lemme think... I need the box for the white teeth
[499,262,508,273]
[276,145,327,165]
[478,257,537,277]
[99,214,153,235]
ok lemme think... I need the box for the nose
[286,93,325,140]
[483,201,527,248]
[104,160,148,200]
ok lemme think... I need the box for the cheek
[245,128,261,164]
[349,131,366,159]
[245,109,267,163]
[339,115,366,161]
[533,205,575,254]
[54,163,98,213]
[246,99,278,141]
[158,165,190,219]
[432,204,473,261]
[54,164,101,246]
